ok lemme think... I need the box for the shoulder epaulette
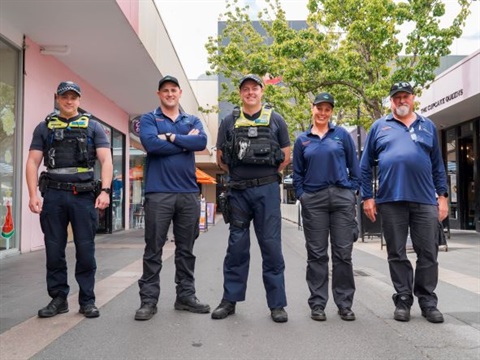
[44,112,58,123]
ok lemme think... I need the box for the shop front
[0,37,20,254]
[417,50,480,232]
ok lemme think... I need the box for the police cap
[57,81,81,96]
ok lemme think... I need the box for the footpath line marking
[355,241,480,294]
[0,243,175,360]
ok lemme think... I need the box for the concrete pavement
[0,218,479,360]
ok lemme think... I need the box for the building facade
[417,49,480,232]
[0,0,216,257]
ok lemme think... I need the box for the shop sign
[130,116,141,136]
[420,89,463,114]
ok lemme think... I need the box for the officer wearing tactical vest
[26,81,113,319]
[213,74,291,323]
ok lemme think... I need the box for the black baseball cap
[313,92,334,107]
[389,82,414,97]
[158,75,180,90]
[239,74,264,88]
[56,81,81,96]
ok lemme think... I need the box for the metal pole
[356,106,363,241]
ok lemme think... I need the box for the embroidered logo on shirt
[381,126,392,131]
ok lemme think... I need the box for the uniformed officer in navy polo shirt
[26,81,113,319]
[135,75,210,321]
[213,74,291,323]
[360,82,448,324]
[293,92,360,322]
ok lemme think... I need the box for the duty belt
[47,167,93,174]
[46,179,96,194]
[228,174,280,190]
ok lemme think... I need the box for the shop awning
[196,168,216,184]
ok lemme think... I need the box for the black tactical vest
[225,105,284,167]
[44,114,97,170]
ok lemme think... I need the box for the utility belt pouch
[94,180,102,197]
[218,191,231,224]
[38,171,48,196]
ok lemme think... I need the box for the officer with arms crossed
[135,75,210,321]
[213,74,291,323]
[26,81,113,319]
[360,82,448,323]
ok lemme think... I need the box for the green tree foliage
[205,0,470,131]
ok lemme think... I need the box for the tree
[205,0,471,131]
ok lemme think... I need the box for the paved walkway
[0,219,479,359]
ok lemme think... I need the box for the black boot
[211,300,236,319]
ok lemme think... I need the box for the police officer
[213,74,291,323]
[26,81,113,319]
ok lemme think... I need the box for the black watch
[165,133,172,142]
[101,188,111,194]
[438,192,448,198]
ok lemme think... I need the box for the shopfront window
[446,129,457,220]
[129,147,145,229]
[0,38,19,251]
[112,129,125,231]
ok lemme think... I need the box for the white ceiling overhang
[1,0,164,115]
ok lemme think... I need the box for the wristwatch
[101,188,111,194]
[165,133,173,142]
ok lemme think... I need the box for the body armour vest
[44,113,96,170]
[224,105,284,167]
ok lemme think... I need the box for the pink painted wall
[116,0,140,34]
[21,37,131,252]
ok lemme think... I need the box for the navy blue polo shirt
[292,123,360,199]
[140,107,207,193]
[360,113,448,205]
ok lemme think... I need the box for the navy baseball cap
[389,82,414,97]
[239,74,264,88]
[313,92,334,107]
[56,81,81,96]
[158,75,180,90]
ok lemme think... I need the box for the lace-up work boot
[271,307,288,323]
[394,304,411,322]
[338,308,356,321]
[79,304,100,318]
[393,294,412,322]
[135,303,157,321]
[421,307,444,323]
[38,297,69,318]
[211,300,236,319]
[174,296,210,314]
[311,306,326,321]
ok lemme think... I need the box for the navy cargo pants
[300,187,357,310]
[40,188,98,306]
[222,182,287,309]
[377,202,439,309]
[138,192,200,304]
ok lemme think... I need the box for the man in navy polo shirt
[360,82,448,323]
[135,75,210,320]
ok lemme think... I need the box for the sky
[154,0,480,79]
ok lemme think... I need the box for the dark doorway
[458,136,475,229]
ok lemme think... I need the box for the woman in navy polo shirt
[293,92,360,322]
